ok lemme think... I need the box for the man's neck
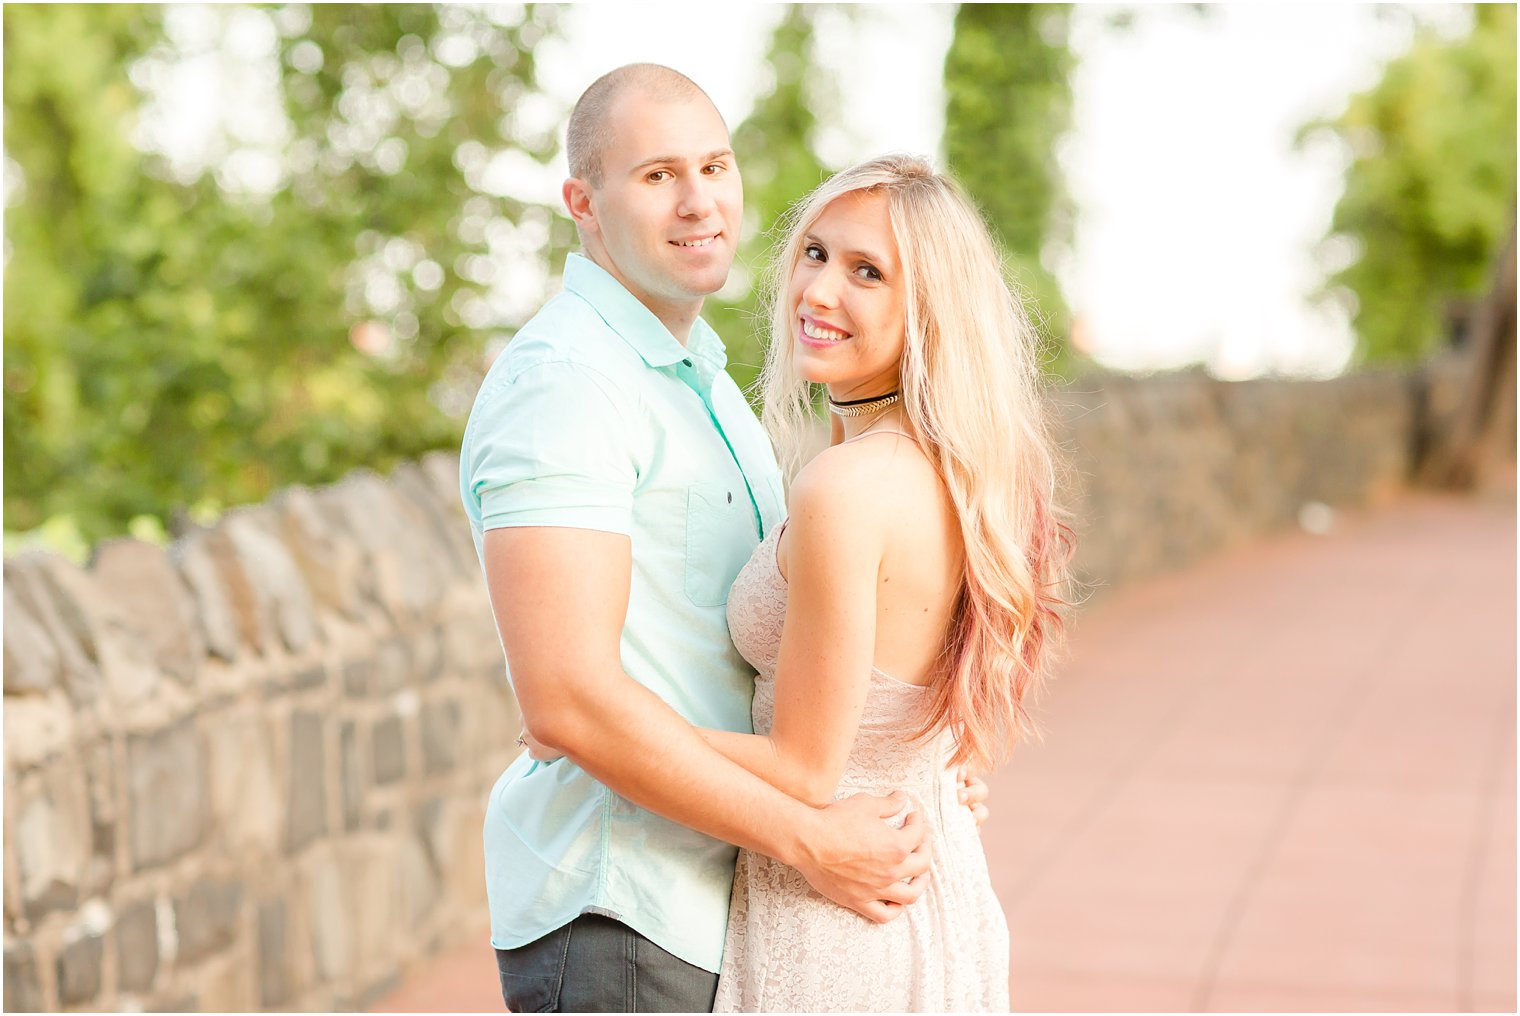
[651,300,701,346]
[584,250,702,346]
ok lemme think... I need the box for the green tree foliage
[705,5,835,397]
[4,3,561,542]
[942,3,1075,361]
[1303,5,1517,363]
[5,4,165,541]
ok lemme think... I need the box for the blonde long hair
[757,154,1073,773]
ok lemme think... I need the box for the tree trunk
[1418,216,1517,488]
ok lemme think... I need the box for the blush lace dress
[711,523,1011,1013]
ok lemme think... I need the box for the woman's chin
[792,351,837,387]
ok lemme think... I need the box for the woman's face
[786,190,907,400]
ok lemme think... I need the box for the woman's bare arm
[698,446,892,805]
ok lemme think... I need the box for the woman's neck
[838,407,908,442]
[828,381,905,441]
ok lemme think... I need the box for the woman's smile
[798,313,852,347]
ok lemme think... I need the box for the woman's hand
[516,727,564,763]
[957,767,989,827]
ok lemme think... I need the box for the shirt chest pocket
[684,481,757,607]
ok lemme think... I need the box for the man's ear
[562,178,597,236]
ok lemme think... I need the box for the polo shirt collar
[687,316,728,373]
[563,252,725,370]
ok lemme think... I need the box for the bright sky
[131,3,1472,379]
[1058,4,1467,378]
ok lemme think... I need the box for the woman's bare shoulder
[790,433,942,516]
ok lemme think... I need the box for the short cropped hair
[566,64,715,187]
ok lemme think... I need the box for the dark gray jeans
[495,913,719,1013]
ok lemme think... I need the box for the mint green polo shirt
[459,253,785,973]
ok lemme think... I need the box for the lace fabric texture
[712,525,1010,1013]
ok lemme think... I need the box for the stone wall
[1053,359,1464,591]
[0,357,1471,1012]
[3,454,516,1011]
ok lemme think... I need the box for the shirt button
[683,358,693,367]
[727,492,733,504]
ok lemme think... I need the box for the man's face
[582,91,743,311]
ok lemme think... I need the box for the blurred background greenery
[3,3,1514,553]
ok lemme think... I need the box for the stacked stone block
[3,452,518,1012]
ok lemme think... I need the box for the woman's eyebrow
[808,234,887,269]
[846,247,889,265]
[805,232,890,267]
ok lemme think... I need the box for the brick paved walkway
[372,488,1515,1013]
[987,487,1515,1012]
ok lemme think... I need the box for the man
[461,64,964,1013]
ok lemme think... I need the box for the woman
[699,154,1072,1012]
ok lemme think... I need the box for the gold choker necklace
[827,391,901,417]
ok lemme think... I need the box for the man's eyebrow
[803,232,893,269]
[629,148,735,173]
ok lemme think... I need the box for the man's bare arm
[484,525,931,923]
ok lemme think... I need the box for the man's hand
[790,791,931,924]
[958,767,990,828]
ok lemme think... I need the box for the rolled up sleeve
[464,361,638,535]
